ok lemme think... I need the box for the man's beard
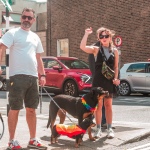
[21,21,31,29]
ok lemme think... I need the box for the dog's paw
[55,140,58,143]
[75,143,79,148]
[89,136,96,141]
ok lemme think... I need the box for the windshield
[60,59,89,69]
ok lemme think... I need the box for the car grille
[86,77,92,84]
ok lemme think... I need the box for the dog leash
[40,86,76,124]
[0,113,4,140]
[40,86,42,114]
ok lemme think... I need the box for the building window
[57,39,69,57]
[2,12,21,24]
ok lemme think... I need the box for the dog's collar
[81,97,97,112]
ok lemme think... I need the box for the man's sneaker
[107,128,114,139]
[27,138,47,150]
[93,128,101,138]
[7,139,22,150]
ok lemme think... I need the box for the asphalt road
[0,91,150,121]
[0,91,150,149]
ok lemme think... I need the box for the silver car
[0,65,6,91]
[119,62,150,96]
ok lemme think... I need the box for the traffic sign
[114,36,122,47]
[0,0,13,12]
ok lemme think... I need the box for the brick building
[47,0,150,66]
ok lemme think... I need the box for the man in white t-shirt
[0,8,47,149]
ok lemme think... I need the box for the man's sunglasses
[22,15,33,20]
[99,34,109,39]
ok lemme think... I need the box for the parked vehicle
[119,62,150,96]
[0,65,6,91]
[41,56,92,97]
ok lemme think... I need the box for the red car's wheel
[63,80,79,97]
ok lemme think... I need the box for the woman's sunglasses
[22,15,33,21]
[99,34,109,39]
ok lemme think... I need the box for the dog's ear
[90,87,104,95]
[90,87,97,95]
[97,87,103,91]
[88,114,94,120]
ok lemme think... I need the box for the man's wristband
[41,74,46,77]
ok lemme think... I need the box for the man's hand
[40,76,46,86]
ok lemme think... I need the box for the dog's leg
[50,118,56,133]
[58,109,66,124]
[51,135,54,144]
[78,136,83,146]
[51,125,60,144]
[88,126,96,141]
[75,137,80,148]
[75,137,82,148]
[78,138,83,146]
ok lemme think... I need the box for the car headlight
[80,74,91,83]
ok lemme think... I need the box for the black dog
[47,87,109,140]
[51,115,95,148]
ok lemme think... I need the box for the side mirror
[53,66,62,73]
[53,66,61,70]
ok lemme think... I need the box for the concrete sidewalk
[1,115,150,150]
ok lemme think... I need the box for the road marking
[0,107,6,108]
[114,97,150,105]
[0,99,7,100]
[113,121,150,126]
[0,110,6,112]
[127,143,150,150]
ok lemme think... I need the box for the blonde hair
[96,27,116,52]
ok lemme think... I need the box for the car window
[146,64,150,73]
[127,63,146,73]
[46,60,61,68]
[42,59,47,68]
[60,60,89,69]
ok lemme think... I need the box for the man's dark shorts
[8,74,39,110]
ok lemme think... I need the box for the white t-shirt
[0,27,44,77]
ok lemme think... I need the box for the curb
[121,130,150,145]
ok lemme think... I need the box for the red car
[41,56,92,97]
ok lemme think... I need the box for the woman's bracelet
[114,78,118,81]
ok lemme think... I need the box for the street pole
[5,0,10,116]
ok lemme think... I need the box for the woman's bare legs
[104,97,112,125]
[104,97,114,138]
[94,99,103,138]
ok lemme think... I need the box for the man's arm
[36,53,46,86]
[36,53,45,75]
